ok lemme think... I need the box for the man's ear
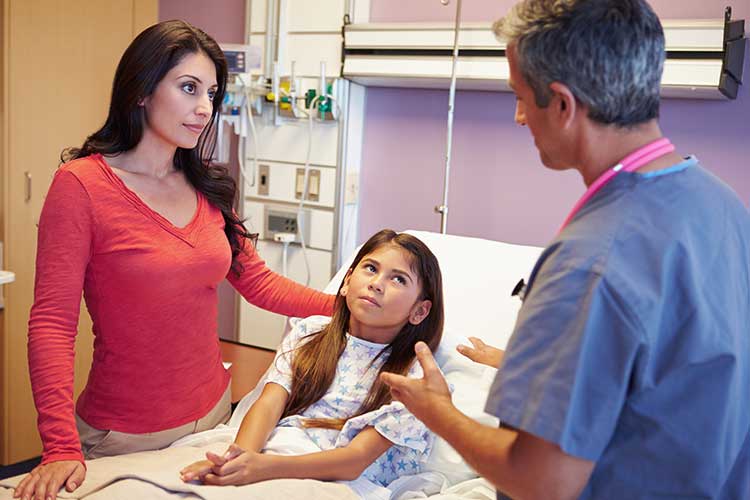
[548,82,577,129]
[408,300,432,325]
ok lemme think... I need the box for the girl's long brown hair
[281,230,444,429]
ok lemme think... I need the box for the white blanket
[171,425,423,499]
[0,428,496,500]
[0,440,358,500]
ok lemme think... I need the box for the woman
[16,20,333,500]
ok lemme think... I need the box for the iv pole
[435,0,463,234]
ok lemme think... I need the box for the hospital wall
[358,0,750,248]
[158,0,750,251]
[159,0,245,43]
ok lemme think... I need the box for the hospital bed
[0,230,543,499]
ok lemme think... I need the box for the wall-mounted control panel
[263,205,311,244]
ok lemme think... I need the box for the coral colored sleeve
[27,169,94,465]
[227,239,335,318]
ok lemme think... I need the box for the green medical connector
[304,89,317,109]
[305,84,334,118]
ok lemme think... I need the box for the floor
[0,456,40,480]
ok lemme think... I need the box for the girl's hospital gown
[265,316,435,487]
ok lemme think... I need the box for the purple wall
[359,1,750,247]
[159,0,245,44]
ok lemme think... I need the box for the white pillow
[326,230,543,485]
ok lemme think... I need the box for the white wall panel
[287,34,343,77]
[256,240,332,289]
[244,200,334,251]
[351,0,370,24]
[248,116,340,166]
[337,81,366,264]
[242,200,266,235]
[309,210,335,251]
[238,242,333,349]
[288,0,346,32]
[245,160,337,208]
[250,0,267,33]
[238,304,286,349]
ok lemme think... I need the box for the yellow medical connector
[265,80,292,110]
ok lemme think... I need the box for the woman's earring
[340,287,348,296]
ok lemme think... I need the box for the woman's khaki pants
[76,385,231,459]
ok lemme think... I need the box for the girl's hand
[456,337,504,368]
[180,442,246,482]
[202,444,272,486]
[179,459,215,482]
[13,460,85,500]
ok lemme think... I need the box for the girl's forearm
[234,406,278,452]
[259,427,393,482]
[260,447,372,482]
[234,383,288,452]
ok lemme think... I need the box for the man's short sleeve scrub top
[486,157,750,499]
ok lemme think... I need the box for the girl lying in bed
[180,229,444,488]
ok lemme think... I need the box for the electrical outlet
[345,172,359,204]
[258,164,269,196]
[263,206,311,243]
[295,168,321,202]
[308,169,320,202]
[295,169,305,199]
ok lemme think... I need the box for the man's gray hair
[494,0,665,127]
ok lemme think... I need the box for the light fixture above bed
[342,7,746,100]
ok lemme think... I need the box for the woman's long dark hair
[281,229,445,429]
[62,19,251,275]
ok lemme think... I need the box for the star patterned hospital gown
[264,316,434,487]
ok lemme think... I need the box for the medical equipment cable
[436,0,463,234]
[295,95,323,287]
[244,90,259,187]
[296,99,315,286]
[295,93,339,286]
[281,239,290,276]
[233,74,259,190]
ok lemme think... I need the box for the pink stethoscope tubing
[557,137,675,234]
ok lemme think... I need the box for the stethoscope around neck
[557,137,675,234]
[512,137,676,303]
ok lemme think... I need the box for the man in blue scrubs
[382,0,750,498]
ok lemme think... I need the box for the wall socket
[263,205,311,243]
[258,164,270,196]
[295,168,320,202]
[345,172,359,204]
